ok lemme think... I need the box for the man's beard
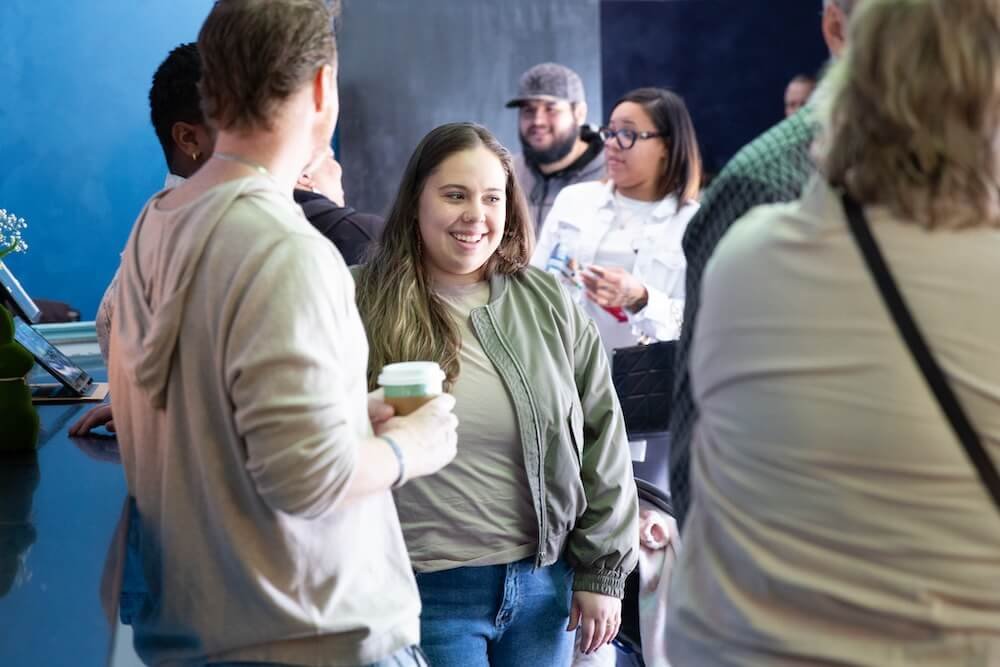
[520,127,579,167]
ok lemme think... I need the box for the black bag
[611,340,676,436]
[842,192,1000,514]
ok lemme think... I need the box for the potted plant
[0,210,38,452]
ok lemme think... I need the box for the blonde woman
[354,122,639,667]
[667,0,1000,664]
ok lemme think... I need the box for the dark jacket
[294,190,384,266]
[514,135,606,234]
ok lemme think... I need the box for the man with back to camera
[507,62,606,233]
[70,40,384,437]
[105,1,458,664]
[669,0,857,530]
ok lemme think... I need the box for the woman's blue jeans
[208,644,429,667]
[414,557,575,667]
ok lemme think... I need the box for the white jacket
[531,181,699,350]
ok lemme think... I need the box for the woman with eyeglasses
[532,87,702,352]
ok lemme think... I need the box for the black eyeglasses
[598,127,663,150]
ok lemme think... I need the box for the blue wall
[3,0,824,316]
[0,1,211,318]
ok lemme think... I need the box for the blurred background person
[783,73,816,117]
[96,41,212,363]
[294,148,385,265]
[508,63,606,233]
[70,41,214,436]
[670,0,856,530]
[72,40,382,437]
[667,0,1000,663]
[532,87,702,354]
[354,122,638,667]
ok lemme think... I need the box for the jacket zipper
[471,304,547,567]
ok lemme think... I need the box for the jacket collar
[595,181,683,220]
[487,271,511,306]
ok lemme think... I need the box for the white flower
[0,209,29,258]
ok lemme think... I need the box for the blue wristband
[379,435,406,489]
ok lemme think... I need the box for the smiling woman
[355,123,534,388]
[417,146,509,287]
[353,122,640,667]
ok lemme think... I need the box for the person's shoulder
[512,153,531,179]
[685,111,815,244]
[295,190,383,237]
[342,211,385,239]
[508,267,579,320]
[514,265,561,292]
[294,190,344,224]
[553,180,608,205]
[225,193,341,268]
[723,110,816,180]
[576,148,606,179]
[676,198,700,222]
[292,188,326,206]
[224,182,315,237]
[708,197,804,282]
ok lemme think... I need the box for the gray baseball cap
[505,63,586,108]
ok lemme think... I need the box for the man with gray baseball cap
[507,63,606,232]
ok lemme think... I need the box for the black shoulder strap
[841,192,1000,514]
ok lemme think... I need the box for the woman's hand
[68,403,115,436]
[568,590,622,654]
[581,265,648,312]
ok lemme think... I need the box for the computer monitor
[0,261,41,324]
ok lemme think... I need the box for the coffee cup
[377,362,446,416]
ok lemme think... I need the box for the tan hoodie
[109,177,419,666]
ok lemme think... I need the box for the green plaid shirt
[669,107,818,529]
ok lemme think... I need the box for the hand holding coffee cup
[377,362,458,481]
[380,394,458,480]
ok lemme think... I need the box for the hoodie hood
[112,177,279,408]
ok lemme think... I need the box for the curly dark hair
[149,43,203,168]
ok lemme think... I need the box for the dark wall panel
[338,0,602,215]
[601,0,829,175]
